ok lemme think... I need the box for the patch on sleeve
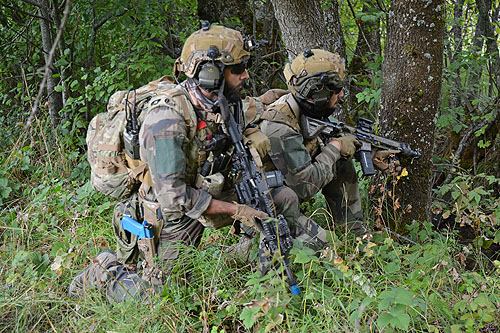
[155,137,185,174]
[282,134,311,173]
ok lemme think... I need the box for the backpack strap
[125,154,154,187]
[261,94,302,132]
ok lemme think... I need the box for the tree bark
[197,0,286,94]
[271,0,345,61]
[37,0,63,127]
[476,0,500,90]
[379,0,445,225]
[197,0,252,33]
[449,0,465,110]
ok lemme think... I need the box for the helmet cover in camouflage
[174,25,251,78]
[284,49,346,104]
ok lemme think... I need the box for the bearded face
[223,80,245,103]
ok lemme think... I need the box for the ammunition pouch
[195,172,225,197]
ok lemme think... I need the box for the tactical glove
[372,150,402,175]
[231,203,267,232]
[331,136,361,158]
[244,128,271,158]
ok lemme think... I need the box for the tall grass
[1,124,499,332]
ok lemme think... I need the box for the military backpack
[86,76,176,199]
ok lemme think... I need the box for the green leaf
[477,139,491,148]
[54,85,64,92]
[378,290,395,311]
[391,313,410,330]
[482,313,494,322]
[55,58,68,67]
[394,289,414,306]
[453,124,462,133]
[376,312,394,328]
[384,262,400,274]
[293,247,317,264]
[240,307,260,329]
[475,293,491,307]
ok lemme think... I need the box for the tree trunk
[197,0,252,33]
[476,0,500,90]
[449,0,465,110]
[197,0,285,94]
[270,0,344,61]
[52,0,69,115]
[379,0,445,225]
[37,0,63,127]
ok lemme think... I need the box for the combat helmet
[284,49,346,110]
[174,22,251,89]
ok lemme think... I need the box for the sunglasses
[226,58,251,75]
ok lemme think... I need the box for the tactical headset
[197,45,223,89]
[196,45,249,90]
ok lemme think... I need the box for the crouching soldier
[69,26,329,303]
[251,49,400,236]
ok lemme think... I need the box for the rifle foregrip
[359,150,376,176]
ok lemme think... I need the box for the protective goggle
[294,71,343,105]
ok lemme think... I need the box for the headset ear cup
[198,63,222,89]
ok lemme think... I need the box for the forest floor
[1,167,499,332]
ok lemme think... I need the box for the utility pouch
[137,197,164,268]
[195,172,225,197]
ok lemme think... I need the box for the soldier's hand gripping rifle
[300,115,421,176]
[217,94,300,295]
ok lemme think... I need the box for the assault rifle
[217,94,300,295]
[300,115,421,176]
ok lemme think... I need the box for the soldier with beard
[69,25,330,303]
[68,23,271,302]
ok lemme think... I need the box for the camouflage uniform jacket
[138,81,227,223]
[258,93,342,201]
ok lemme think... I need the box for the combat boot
[340,221,370,237]
[68,250,119,298]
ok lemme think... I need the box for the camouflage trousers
[322,158,366,234]
[86,184,329,302]
[257,185,329,274]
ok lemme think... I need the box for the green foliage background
[0,0,499,332]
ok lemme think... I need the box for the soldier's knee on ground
[68,250,120,298]
[294,216,329,251]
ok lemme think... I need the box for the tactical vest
[260,93,321,162]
